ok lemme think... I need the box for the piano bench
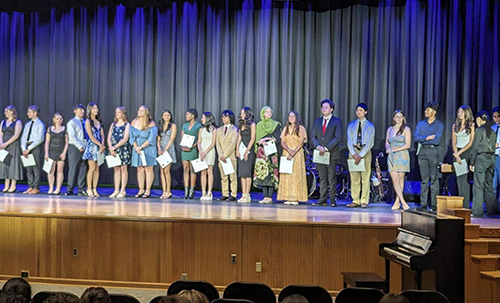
[342,272,388,293]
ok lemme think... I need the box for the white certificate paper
[220,159,235,175]
[156,152,173,168]
[454,159,468,177]
[140,152,147,167]
[191,158,208,173]
[263,140,277,156]
[239,142,247,160]
[313,150,330,165]
[97,152,105,166]
[348,159,365,172]
[180,134,195,149]
[42,158,54,174]
[0,150,9,162]
[106,155,122,168]
[21,154,36,167]
[279,157,293,174]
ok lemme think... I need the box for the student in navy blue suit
[310,99,343,206]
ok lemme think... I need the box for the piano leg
[385,259,390,293]
[415,270,422,290]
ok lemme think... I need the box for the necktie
[27,120,34,142]
[224,127,228,136]
[357,121,362,146]
[81,119,87,139]
[322,119,327,135]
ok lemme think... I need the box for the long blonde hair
[113,106,128,126]
[138,105,152,130]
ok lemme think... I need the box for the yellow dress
[277,126,308,202]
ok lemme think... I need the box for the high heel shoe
[165,192,172,198]
[188,187,194,199]
[135,189,145,198]
[402,202,410,211]
[93,189,100,197]
[116,191,126,198]
[184,187,189,199]
[391,202,401,210]
[109,191,119,198]
[2,188,8,193]
[7,187,16,193]
[141,191,151,198]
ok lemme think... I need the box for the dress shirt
[414,118,444,146]
[21,117,45,151]
[347,118,375,157]
[67,117,87,150]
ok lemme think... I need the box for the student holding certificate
[82,103,105,197]
[470,111,497,218]
[346,103,375,208]
[0,105,23,193]
[451,105,475,208]
[385,110,411,210]
[107,107,131,198]
[197,112,216,201]
[44,113,68,195]
[216,110,238,201]
[310,99,343,207]
[181,108,202,199]
[157,110,177,199]
[21,105,46,195]
[235,106,256,203]
[130,105,158,198]
[277,111,308,205]
[254,106,281,204]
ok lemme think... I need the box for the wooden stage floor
[0,184,497,227]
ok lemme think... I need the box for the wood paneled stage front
[0,188,463,294]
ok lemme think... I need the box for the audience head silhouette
[158,296,191,303]
[80,288,110,303]
[379,294,410,303]
[0,294,27,303]
[1,278,31,303]
[43,293,79,303]
[177,290,209,303]
[282,294,309,303]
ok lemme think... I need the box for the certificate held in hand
[21,154,36,167]
[191,158,208,173]
[106,155,122,168]
[453,159,468,177]
[220,159,235,175]
[279,157,293,174]
[97,152,105,166]
[313,149,330,165]
[180,134,195,149]
[42,158,54,174]
[263,140,278,156]
[156,152,173,168]
[238,142,247,160]
[348,159,365,172]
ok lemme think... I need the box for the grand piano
[380,210,464,303]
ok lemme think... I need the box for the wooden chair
[223,282,275,303]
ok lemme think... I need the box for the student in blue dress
[82,103,105,197]
[107,107,131,198]
[181,108,202,199]
[129,105,158,198]
[157,110,177,199]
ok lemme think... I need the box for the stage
[0,185,497,294]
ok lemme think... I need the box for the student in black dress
[0,105,23,192]
[235,106,256,203]
[44,113,68,195]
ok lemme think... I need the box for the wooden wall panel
[0,215,400,292]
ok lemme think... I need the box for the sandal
[116,192,126,198]
[135,190,145,198]
[141,191,151,198]
[109,191,119,198]
[93,189,100,197]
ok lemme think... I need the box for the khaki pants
[349,151,372,205]
[219,158,238,197]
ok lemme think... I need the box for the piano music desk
[342,272,388,293]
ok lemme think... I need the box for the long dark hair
[202,111,216,131]
[477,110,493,137]
[454,105,474,134]
[285,110,302,136]
[86,102,102,128]
[238,106,255,130]
[391,110,407,136]
[159,110,174,133]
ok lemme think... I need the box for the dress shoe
[219,196,229,201]
[29,189,40,194]
[346,203,360,208]
[330,202,337,207]
[228,196,236,202]
[430,205,437,212]
[361,203,367,208]
[65,191,74,196]
[312,200,328,206]
[23,188,33,194]
[77,191,87,197]
[416,205,428,212]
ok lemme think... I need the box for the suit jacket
[216,124,239,161]
[311,116,343,159]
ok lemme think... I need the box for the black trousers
[26,146,42,189]
[418,147,440,206]
[472,153,497,217]
[316,159,338,202]
[66,144,87,193]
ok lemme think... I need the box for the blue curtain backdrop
[0,0,499,186]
